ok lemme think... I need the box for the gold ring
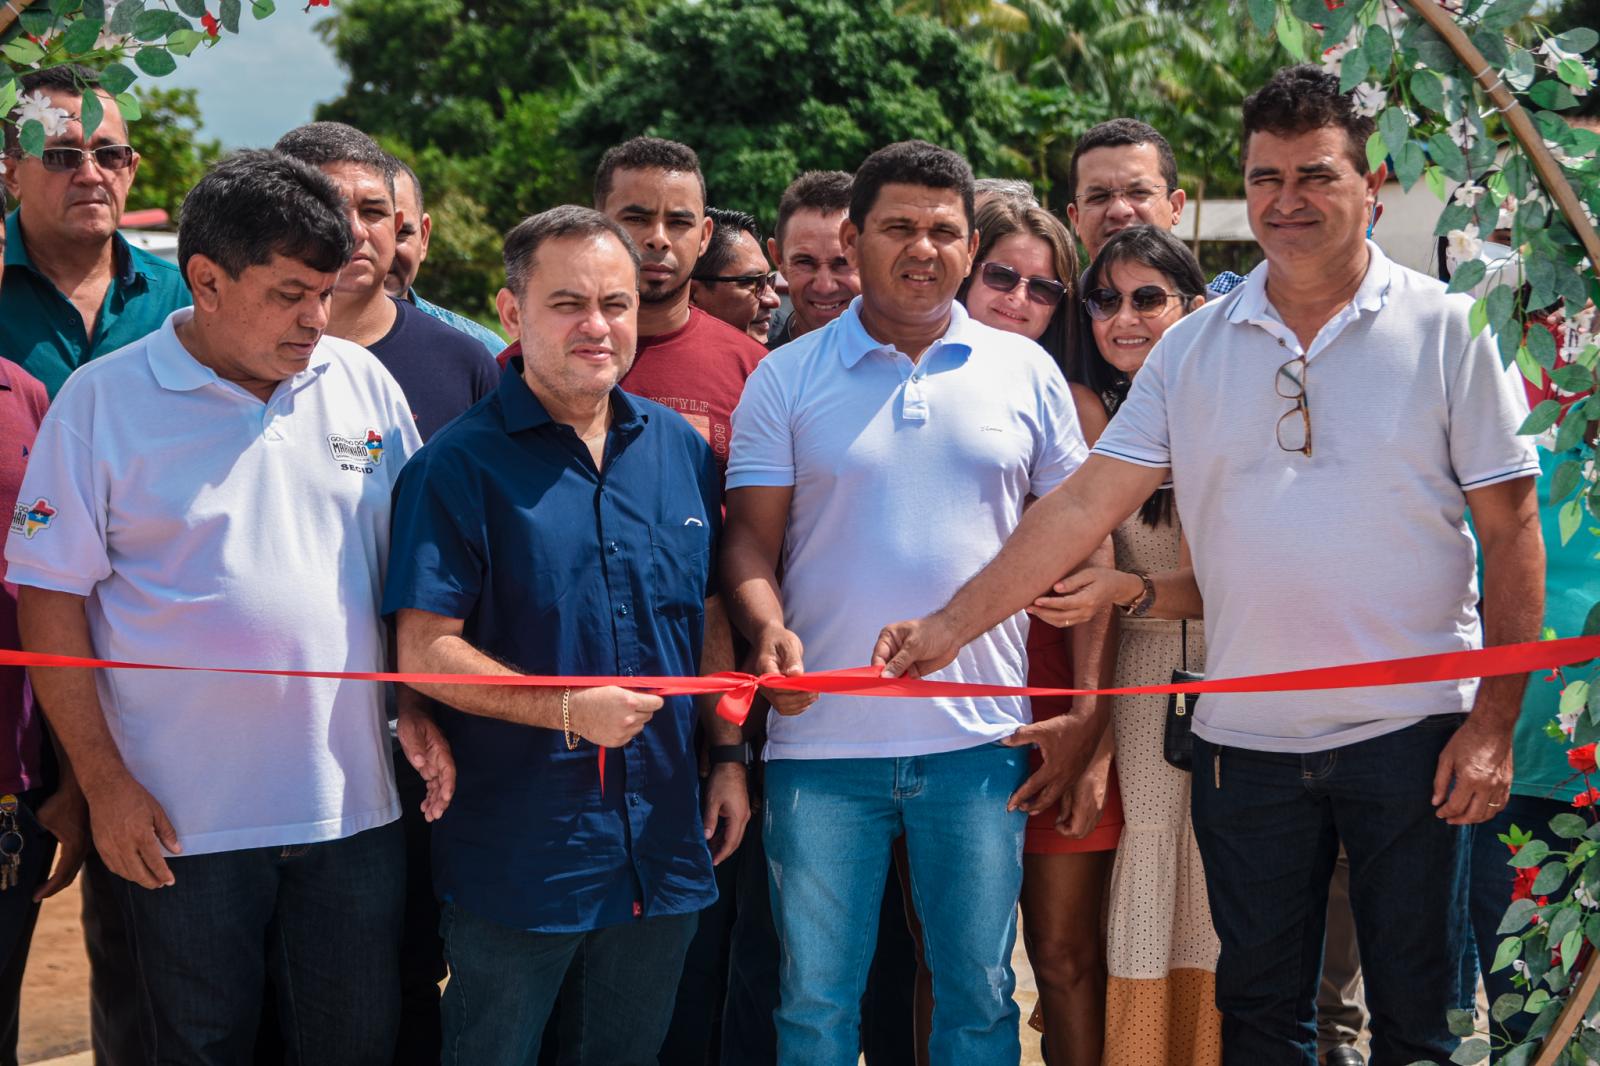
[1488,801,1504,808]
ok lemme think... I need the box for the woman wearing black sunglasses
[949,195,1125,1066]
[1032,223,1221,1066]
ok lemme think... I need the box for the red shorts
[1022,618,1123,855]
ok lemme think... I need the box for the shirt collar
[145,308,331,394]
[1227,239,1394,327]
[499,355,648,437]
[6,209,143,289]
[834,296,976,369]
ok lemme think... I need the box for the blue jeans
[1468,793,1570,1059]
[1191,717,1472,1066]
[119,820,404,1066]
[764,742,1028,1066]
[441,901,698,1065]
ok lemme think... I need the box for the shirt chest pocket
[649,520,711,616]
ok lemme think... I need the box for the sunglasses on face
[38,144,135,173]
[1084,285,1184,321]
[693,271,777,294]
[978,261,1067,307]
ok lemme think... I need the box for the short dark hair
[273,121,396,199]
[592,136,706,209]
[502,204,640,298]
[391,156,424,217]
[848,140,975,231]
[5,65,107,153]
[774,170,852,249]
[177,150,354,281]
[1066,119,1179,203]
[696,208,762,278]
[1242,64,1375,173]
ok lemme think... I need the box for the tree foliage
[124,87,224,219]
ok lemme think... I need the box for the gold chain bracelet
[561,687,579,750]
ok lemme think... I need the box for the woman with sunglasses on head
[1030,223,1220,1066]
[948,195,1125,1066]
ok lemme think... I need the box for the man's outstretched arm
[873,455,1166,679]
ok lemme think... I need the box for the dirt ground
[14,880,1047,1066]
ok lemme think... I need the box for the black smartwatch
[708,743,753,767]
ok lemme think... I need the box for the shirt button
[609,542,619,554]
[617,605,630,617]
[628,794,641,807]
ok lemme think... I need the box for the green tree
[124,87,224,219]
[565,0,1021,226]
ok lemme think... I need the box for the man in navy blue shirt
[386,205,748,1065]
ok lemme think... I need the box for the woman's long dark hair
[1074,224,1207,527]
[957,197,1081,372]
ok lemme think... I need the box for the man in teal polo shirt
[0,65,189,397]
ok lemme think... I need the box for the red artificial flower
[200,11,219,36]
[1512,865,1541,902]
[1571,744,1598,774]
[1574,787,1600,808]
[1323,0,1345,7]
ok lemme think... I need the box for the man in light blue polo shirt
[6,151,437,1065]
[723,140,1089,1065]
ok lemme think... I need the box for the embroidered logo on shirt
[10,498,55,539]
[327,430,384,472]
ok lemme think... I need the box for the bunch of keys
[0,795,23,891]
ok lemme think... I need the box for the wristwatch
[708,743,753,767]
[1120,571,1157,617]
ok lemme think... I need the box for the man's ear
[697,214,714,259]
[495,287,522,341]
[185,254,226,313]
[841,217,860,270]
[766,236,781,269]
[418,213,432,262]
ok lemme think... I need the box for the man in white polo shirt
[723,140,1094,1065]
[876,66,1544,1065]
[6,150,435,1065]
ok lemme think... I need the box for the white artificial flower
[1447,115,1477,150]
[1453,183,1487,208]
[1540,38,1584,73]
[13,90,70,137]
[1321,42,1353,77]
[1446,228,1483,269]
[1577,882,1600,910]
[1547,140,1577,168]
[1497,194,1520,232]
[1352,83,1387,118]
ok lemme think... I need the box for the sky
[159,6,347,148]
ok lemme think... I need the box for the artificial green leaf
[1394,141,1428,190]
[78,88,102,140]
[1378,107,1409,161]
[1548,901,1581,946]
[1447,258,1487,294]
[99,62,137,96]
[60,16,103,52]
[250,0,273,17]
[1500,896,1540,933]
[1553,364,1596,393]
[81,0,103,18]
[1427,134,1468,182]
[18,10,55,35]
[133,46,177,76]
[1450,1036,1490,1064]
[166,28,204,55]
[1563,680,1591,720]
[1486,284,1519,336]
[17,120,44,159]
[1366,130,1388,174]
[1448,1006,1479,1037]
[1491,991,1526,1023]
[0,38,46,66]
[0,81,17,119]
[1481,0,1538,30]
[1512,838,1552,867]
[1319,2,1356,49]
[1526,988,1552,1014]
[1556,410,1588,454]
[1554,459,1584,503]
[1424,165,1447,202]
[50,0,80,15]
[1340,46,1370,94]
[1364,26,1394,72]
[1560,57,1594,91]
[132,8,182,39]
[1434,202,1473,238]
[1529,325,1559,369]
[1557,28,1600,52]
[1562,498,1584,545]
[1470,297,1489,337]
[1412,69,1446,113]
[220,0,241,33]
[1563,927,1582,972]
[107,0,143,35]
[1503,325,1528,370]
[1528,998,1563,1040]
[174,0,207,14]
[1275,9,1307,62]
[114,92,141,120]
[1520,396,1562,433]
[1531,79,1580,111]
[1473,26,1513,66]
[1553,812,1589,839]
[1534,861,1568,896]
[1247,0,1275,32]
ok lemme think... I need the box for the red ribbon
[6,636,1597,788]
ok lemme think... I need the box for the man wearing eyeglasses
[691,207,780,345]
[0,66,189,398]
[875,66,1543,1066]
